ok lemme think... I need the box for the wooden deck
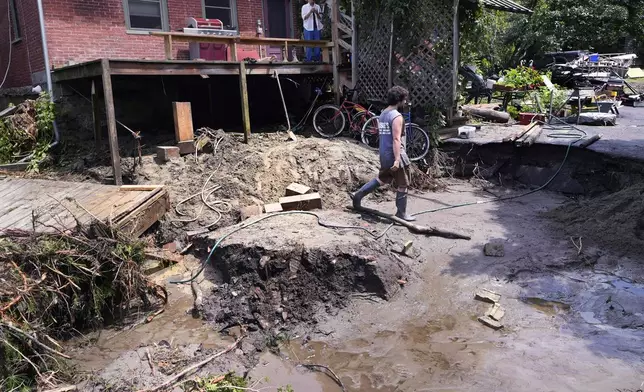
[0,177,169,236]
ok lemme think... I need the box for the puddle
[521,297,571,315]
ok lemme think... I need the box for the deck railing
[149,32,334,63]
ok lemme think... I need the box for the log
[578,134,602,149]
[463,105,510,123]
[348,206,471,240]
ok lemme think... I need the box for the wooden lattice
[356,1,457,111]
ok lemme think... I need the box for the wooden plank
[119,185,163,192]
[0,178,30,200]
[172,102,195,143]
[239,62,251,144]
[331,1,341,104]
[90,190,137,221]
[230,41,238,61]
[51,60,103,83]
[112,187,163,223]
[101,59,123,186]
[29,182,100,230]
[116,190,170,237]
[91,80,102,153]
[149,32,333,48]
[0,180,72,228]
[322,47,330,63]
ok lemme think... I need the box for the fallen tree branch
[348,206,471,240]
[0,320,72,359]
[42,386,78,392]
[298,364,346,392]
[141,335,245,392]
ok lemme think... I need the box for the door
[263,0,291,60]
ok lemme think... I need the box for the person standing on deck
[351,86,416,221]
[301,0,323,62]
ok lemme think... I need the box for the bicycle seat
[367,98,388,108]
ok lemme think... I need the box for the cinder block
[178,140,196,155]
[156,146,180,162]
[285,182,311,196]
[279,193,322,211]
[264,203,283,213]
[240,205,263,221]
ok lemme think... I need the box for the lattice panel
[356,1,457,110]
[356,13,392,101]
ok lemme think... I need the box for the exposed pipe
[20,0,59,163]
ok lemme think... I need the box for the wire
[0,0,13,89]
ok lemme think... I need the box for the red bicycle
[312,86,376,140]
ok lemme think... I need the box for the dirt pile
[134,130,439,239]
[194,212,409,344]
[548,182,644,255]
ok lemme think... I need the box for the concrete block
[475,289,501,304]
[241,205,263,221]
[478,316,503,330]
[485,303,506,321]
[157,146,180,162]
[264,203,284,213]
[177,140,196,155]
[279,193,322,211]
[285,183,311,196]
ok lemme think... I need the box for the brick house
[0,0,308,89]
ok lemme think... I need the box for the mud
[195,211,410,349]
[548,182,644,257]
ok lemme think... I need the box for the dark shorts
[378,165,410,188]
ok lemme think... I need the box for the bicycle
[312,86,376,139]
[361,99,431,162]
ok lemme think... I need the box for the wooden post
[239,62,251,143]
[350,0,357,85]
[387,19,394,89]
[331,0,341,104]
[451,0,460,126]
[164,35,173,60]
[322,46,330,63]
[101,59,122,186]
[91,80,102,153]
[172,102,195,143]
[284,41,289,62]
[230,40,238,61]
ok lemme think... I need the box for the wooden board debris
[173,102,195,143]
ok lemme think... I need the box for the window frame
[9,0,21,43]
[202,0,238,30]
[122,0,170,32]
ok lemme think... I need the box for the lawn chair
[459,65,492,105]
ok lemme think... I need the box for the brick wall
[0,0,45,88]
[0,0,286,88]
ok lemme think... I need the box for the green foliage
[0,92,55,170]
[498,65,543,89]
[520,85,569,114]
[507,105,520,120]
[189,372,295,392]
[278,386,295,392]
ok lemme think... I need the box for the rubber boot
[351,179,380,209]
[395,191,417,222]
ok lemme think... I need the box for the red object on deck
[518,113,545,125]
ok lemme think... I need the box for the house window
[9,0,21,41]
[123,0,168,30]
[203,0,237,29]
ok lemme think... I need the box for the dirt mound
[195,212,409,343]
[134,130,439,239]
[548,182,644,255]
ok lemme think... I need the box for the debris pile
[548,182,644,256]
[475,289,505,330]
[0,224,167,390]
[0,93,54,168]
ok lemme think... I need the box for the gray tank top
[378,109,410,168]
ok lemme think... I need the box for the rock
[177,140,196,155]
[478,316,503,330]
[484,242,505,257]
[234,349,244,356]
[475,289,501,303]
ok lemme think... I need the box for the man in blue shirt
[301,0,323,62]
[351,86,416,221]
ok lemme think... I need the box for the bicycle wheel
[361,116,380,151]
[406,124,431,162]
[313,104,346,138]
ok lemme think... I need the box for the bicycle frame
[328,98,373,133]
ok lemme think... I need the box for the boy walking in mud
[351,86,416,221]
